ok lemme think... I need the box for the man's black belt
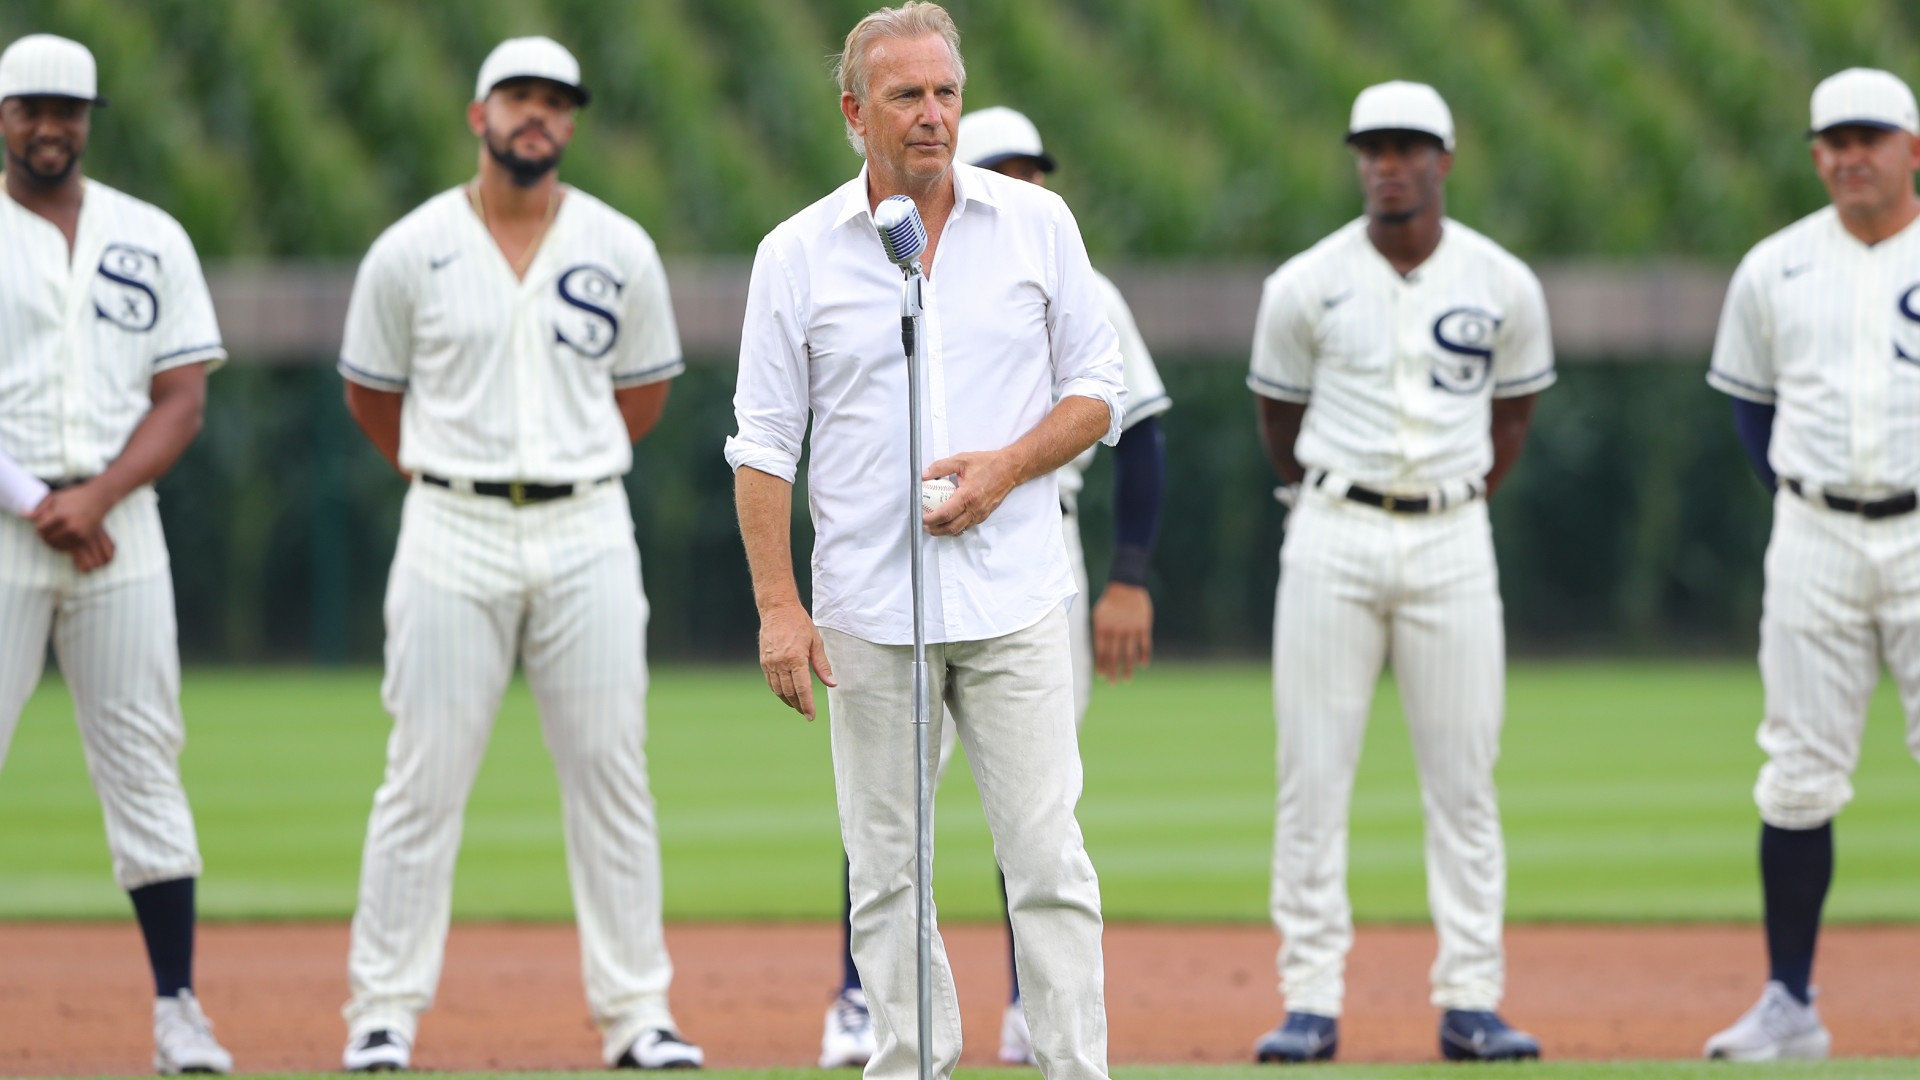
[39,477,91,491]
[420,474,613,506]
[1312,472,1434,514]
[1783,477,1919,520]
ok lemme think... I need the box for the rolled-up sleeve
[1046,200,1126,446]
[724,236,811,481]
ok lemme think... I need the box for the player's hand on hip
[922,451,1019,536]
[69,528,117,574]
[28,485,112,552]
[1092,582,1154,682]
[759,601,837,721]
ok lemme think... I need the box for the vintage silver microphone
[872,192,934,1080]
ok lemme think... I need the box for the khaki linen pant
[821,605,1107,1080]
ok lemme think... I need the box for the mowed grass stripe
[1,662,1915,922]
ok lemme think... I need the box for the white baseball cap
[957,106,1057,172]
[1807,67,1917,137]
[474,36,588,106]
[1347,80,1452,151]
[0,34,107,106]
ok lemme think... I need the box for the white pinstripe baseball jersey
[0,179,225,479]
[1248,218,1554,489]
[339,186,682,483]
[1709,205,1920,491]
[1055,270,1170,513]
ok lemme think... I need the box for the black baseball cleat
[1438,1009,1541,1061]
[342,1029,410,1072]
[1254,1011,1339,1063]
[614,1028,704,1069]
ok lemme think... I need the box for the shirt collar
[830,160,1002,231]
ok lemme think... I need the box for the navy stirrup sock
[1760,821,1832,1005]
[839,856,862,992]
[129,876,197,999]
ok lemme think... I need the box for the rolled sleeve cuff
[724,435,800,482]
[1708,368,1778,405]
[338,357,409,391]
[1246,371,1312,403]
[611,357,686,389]
[1059,379,1125,447]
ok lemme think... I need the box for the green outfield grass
[2,661,1916,923]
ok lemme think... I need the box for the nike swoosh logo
[429,252,461,271]
[1322,289,1353,309]
[1783,263,1812,279]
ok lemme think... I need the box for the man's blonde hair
[832,1,966,157]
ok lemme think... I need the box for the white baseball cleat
[818,988,876,1068]
[998,1001,1037,1066]
[343,1028,411,1072]
[152,991,232,1075]
[1705,981,1831,1061]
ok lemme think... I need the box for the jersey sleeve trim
[611,357,686,389]
[1707,367,1778,405]
[153,343,227,372]
[338,357,410,391]
[1247,371,1312,403]
[1120,391,1173,429]
[1492,367,1555,398]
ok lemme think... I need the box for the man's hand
[921,450,1022,536]
[759,600,837,721]
[1092,582,1154,682]
[29,483,112,551]
[70,528,117,574]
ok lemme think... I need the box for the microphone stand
[896,258,933,1080]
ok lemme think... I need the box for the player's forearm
[735,465,805,614]
[344,382,406,474]
[91,364,208,507]
[1255,398,1307,485]
[1485,394,1539,498]
[1004,395,1110,484]
[615,382,672,444]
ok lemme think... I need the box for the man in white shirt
[0,34,233,1076]
[727,5,1124,1078]
[1703,67,1920,1063]
[813,103,1171,1071]
[336,37,699,1072]
[1246,82,1550,1064]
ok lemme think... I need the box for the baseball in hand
[921,476,957,512]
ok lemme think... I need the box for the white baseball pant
[1269,485,1508,1016]
[0,487,202,890]
[344,480,678,1063]
[822,605,1108,1080]
[1755,488,1920,829]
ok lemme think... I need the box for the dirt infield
[4,922,1917,1073]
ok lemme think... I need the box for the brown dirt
[3,922,1917,1074]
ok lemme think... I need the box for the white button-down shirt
[1248,218,1554,490]
[726,164,1126,646]
[1056,270,1171,513]
[0,180,225,479]
[1709,205,1920,492]
[339,187,682,483]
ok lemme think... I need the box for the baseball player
[0,33,233,1075]
[729,5,1125,1078]
[1703,67,1920,1062]
[1246,82,1550,1063]
[814,104,1171,1070]
[336,37,699,1071]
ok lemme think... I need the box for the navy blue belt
[1784,478,1918,520]
[420,474,615,507]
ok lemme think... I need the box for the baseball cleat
[998,1000,1037,1065]
[152,991,232,1075]
[1704,981,1830,1061]
[1254,1011,1338,1063]
[615,1029,704,1070]
[1438,1009,1541,1061]
[342,1029,411,1072]
[818,988,875,1068]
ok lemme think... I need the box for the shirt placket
[60,215,96,479]
[1851,250,1886,487]
[511,278,543,481]
[1392,273,1418,480]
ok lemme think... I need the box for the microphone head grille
[874,194,928,266]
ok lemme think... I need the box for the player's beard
[6,137,82,187]
[484,121,565,187]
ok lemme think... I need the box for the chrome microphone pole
[874,194,935,1080]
